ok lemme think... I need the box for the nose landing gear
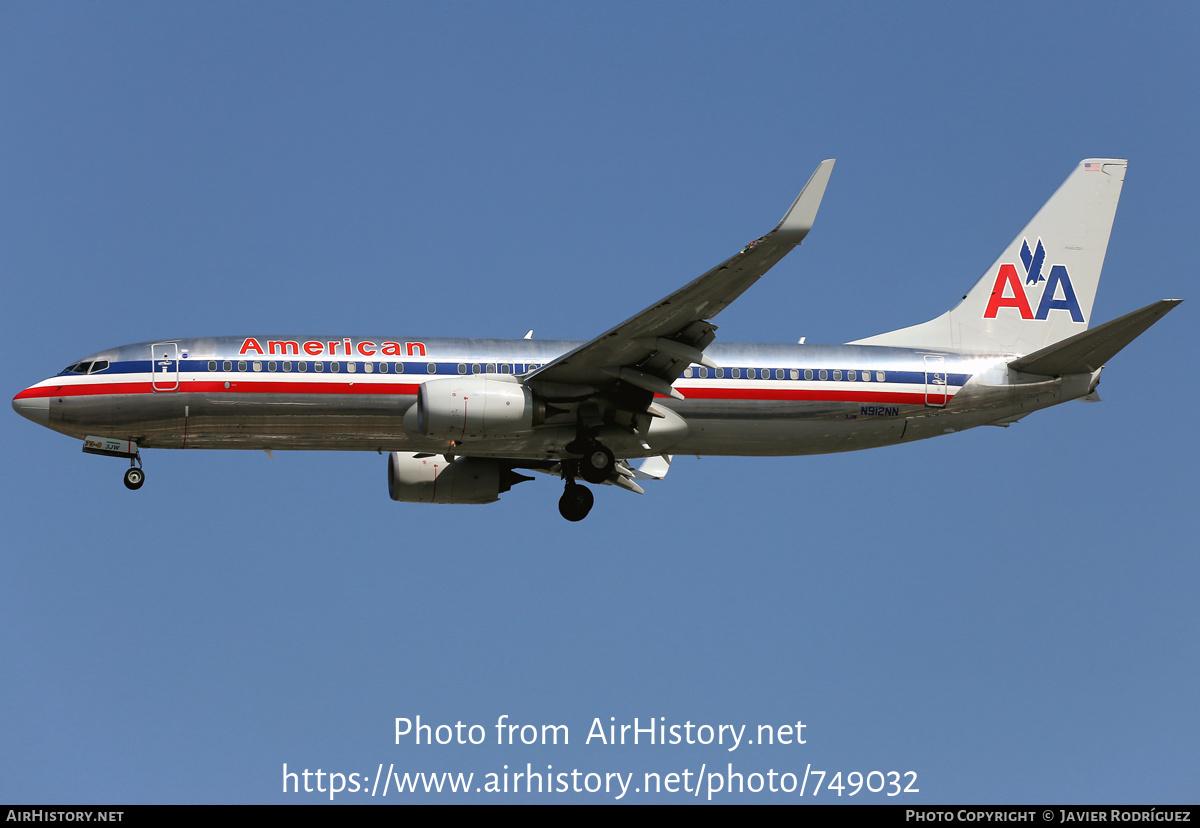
[82,436,145,491]
[122,450,145,490]
[123,465,145,490]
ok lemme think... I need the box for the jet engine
[416,377,544,441]
[387,451,530,504]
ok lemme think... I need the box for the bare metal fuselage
[20,335,1087,461]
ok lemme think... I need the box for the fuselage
[12,334,1087,460]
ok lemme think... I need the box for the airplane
[12,158,1180,521]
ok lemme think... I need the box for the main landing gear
[579,444,614,485]
[557,435,615,520]
[558,481,594,522]
[565,434,615,485]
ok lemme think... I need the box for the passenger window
[500,364,511,374]
[314,362,324,373]
[731,368,741,378]
[427,363,436,374]
[330,362,340,372]
[848,370,856,381]
[833,370,842,381]
[347,362,356,373]
[862,370,870,382]
[804,369,813,380]
[715,368,725,378]
[298,362,307,372]
[282,362,292,373]
[486,363,496,373]
[698,367,708,378]
[472,363,481,374]
[684,368,693,378]
[776,369,784,379]
[253,361,262,372]
[223,361,232,371]
[208,361,217,371]
[877,371,886,382]
[268,361,277,372]
[819,370,827,381]
[458,363,467,374]
[790,369,799,380]
[364,362,373,373]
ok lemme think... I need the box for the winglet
[773,159,835,243]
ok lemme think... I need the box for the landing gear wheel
[558,484,594,521]
[123,467,145,490]
[580,444,615,484]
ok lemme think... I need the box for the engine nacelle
[416,377,540,441]
[387,451,523,504]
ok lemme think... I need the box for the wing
[525,160,835,408]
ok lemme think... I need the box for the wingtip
[774,158,836,243]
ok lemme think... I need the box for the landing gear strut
[123,452,144,490]
[559,430,612,518]
[558,482,594,522]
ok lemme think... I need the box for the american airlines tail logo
[983,237,1084,322]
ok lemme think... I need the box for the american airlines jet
[12,159,1179,520]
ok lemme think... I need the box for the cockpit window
[61,359,111,375]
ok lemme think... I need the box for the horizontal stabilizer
[1008,299,1181,376]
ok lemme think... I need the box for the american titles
[239,338,427,358]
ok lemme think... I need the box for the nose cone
[13,390,50,426]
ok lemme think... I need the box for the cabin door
[151,342,180,391]
[924,355,948,407]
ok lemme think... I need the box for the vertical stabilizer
[851,159,1127,354]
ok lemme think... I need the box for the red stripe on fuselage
[14,380,424,398]
[17,380,939,406]
[670,387,931,405]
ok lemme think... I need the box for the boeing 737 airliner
[12,159,1180,520]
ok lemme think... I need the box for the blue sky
[2,2,1196,804]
